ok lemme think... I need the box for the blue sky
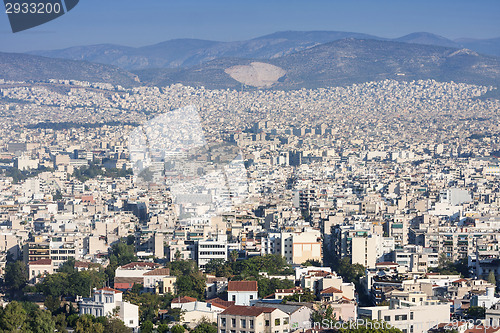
[1,0,499,52]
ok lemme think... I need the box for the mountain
[394,32,459,48]
[135,39,500,90]
[0,52,140,86]
[29,31,387,70]
[27,31,500,71]
[456,37,500,58]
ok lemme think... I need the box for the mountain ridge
[27,30,500,70]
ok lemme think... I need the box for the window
[275,319,281,326]
[265,320,270,327]
[232,319,236,327]
[410,325,414,333]
[129,320,133,324]
[221,330,226,333]
[250,295,254,300]
[232,295,236,302]
[284,319,288,325]
[250,320,254,329]
[222,318,226,326]
[384,316,390,322]
[410,312,413,320]
[241,320,246,328]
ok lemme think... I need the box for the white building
[359,299,450,333]
[197,234,228,269]
[227,281,258,306]
[78,287,139,329]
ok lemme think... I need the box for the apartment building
[218,305,289,333]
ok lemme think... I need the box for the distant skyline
[1,0,499,53]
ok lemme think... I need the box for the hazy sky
[1,0,499,52]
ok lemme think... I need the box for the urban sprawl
[0,78,499,333]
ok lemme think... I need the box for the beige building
[28,258,54,283]
[359,298,450,333]
[218,305,289,333]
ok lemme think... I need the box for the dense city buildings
[0,78,499,331]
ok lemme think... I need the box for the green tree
[175,271,206,300]
[334,257,365,284]
[302,259,322,267]
[488,271,496,286]
[158,323,171,333]
[140,320,154,333]
[258,277,294,298]
[54,313,68,333]
[4,260,28,291]
[75,315,105,333]
[465,306,486,319]
[59,258,76,274]
[311,304,337,325]
[193,321,217,333]
[0,301,28,332]
[230,250,239,263]
[171,324,186,333]
[27,308,56,333]
[44,295,61,313]
[110,241,137,266]
[104,318,132,333]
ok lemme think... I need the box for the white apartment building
[78,287,139,329]
[197,234,228,269]
[227,281,258,306]
[359,299,450,333]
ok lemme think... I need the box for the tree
[230,250,239,263]
[75,315,105,333]
[53,313,68,333]
[175,271,206,300]
[4,260,28,291]
[488,271,496,286]
[204,258,232,278]
[104,318,132,333]
[335,257,365,284]
[311,304,337,325]
[0,301,28,331]
[140,320,154,333]
[174,250,181,261]
[465,306,486,320]
[171,324,186,333]
[158,323,171,333]
[59,258,76,274]
[27,308,56,333]
[44,295,61,313]
[131,283,143,294]
[302,259,322,267]
[258,277,294,298]
[110,241,137,266]
[193,321,217,333]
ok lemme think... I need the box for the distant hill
[456,37,500,58]
[135,39,500,90]
[395,32,460,48]
[29,30,500,71]
[29,31,385,70]
[0,52,140,87]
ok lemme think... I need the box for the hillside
[0,52,140,87]
[134,39,500,90]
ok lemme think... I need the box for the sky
[0,0,499,53]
